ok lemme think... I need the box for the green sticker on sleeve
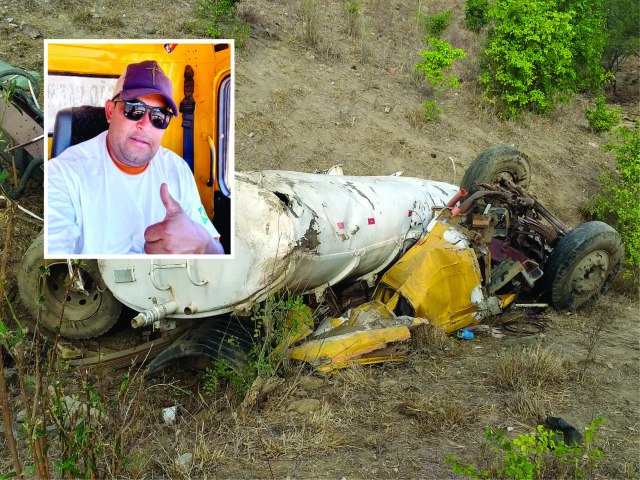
[198,206,211,225]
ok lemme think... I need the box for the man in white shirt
[47,60,224,255]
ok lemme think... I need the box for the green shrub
[446,417,606,479]
[603,0,640,72]
[465,0,490,32]
[585,95,621,133]
[422,99,442,122]
[344,0,361,15]
[199,294,312,401]
[204,360,247,395]
[418,10,452,38]
[563,0,610,93]
[481,0,575,117]
[481,0,609,118]
[415,37,466,90]
[184,0,250,50]
[585,124,640,272]
[344,0,362,38]
[249,294,312,377]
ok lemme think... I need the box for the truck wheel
[542,221,624,310]
[460,145,531,194]
[17,234,122,338]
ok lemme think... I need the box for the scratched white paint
[471,285,502,320]
[442,227,470,248]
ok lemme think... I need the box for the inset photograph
[44,40,233,257]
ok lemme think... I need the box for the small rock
[287,398,321,414]
[3,367,17,384]
[6,16,13,22]
[62,395,102,422]
[175,452,193,467]
[384,106,391,114]
[16,409,27,423]
[248,132,255,138]
[298,376,323,390]
[162,406,177,424]
[22,24,41,39]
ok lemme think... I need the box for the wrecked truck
[17,144,625,371]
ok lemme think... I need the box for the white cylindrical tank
[98,171,459,318]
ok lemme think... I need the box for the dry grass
[299,0,321,47]
[494,345,568,391]
[406,105,426,129]
[298,0,343,60]
[267,87,304,111]
[493,345,572,420]
[411,324,453,353]
[507,384,550,420]
[398,394,468,433]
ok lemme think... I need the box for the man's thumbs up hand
[144,183,213,254]
[159,182,183,216]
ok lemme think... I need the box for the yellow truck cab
[46,41,233,253]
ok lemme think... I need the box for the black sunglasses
[113,99,173,129]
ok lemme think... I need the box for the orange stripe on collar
[111,159,149,175]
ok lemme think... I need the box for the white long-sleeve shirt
[46,131,218,255]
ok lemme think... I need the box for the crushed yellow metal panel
[374,220,484,333]
[287,219,504,372]
[289,325,410,368]
[288,300,430,372]
[315,345,408,373]
[498,293,517,309]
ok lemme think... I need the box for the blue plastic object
[456,329,475,340]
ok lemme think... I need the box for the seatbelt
[179,65,195,173]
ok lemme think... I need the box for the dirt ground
[0,0,639,478]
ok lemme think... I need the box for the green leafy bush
[422,99,442,122]
[446,417,606,479]
[249,294,312,377]
[415,37,466,90]
[565,0,610,93]
[585,124,640,272]
[184,0,250,50]
[465,0,490,32]
[481,0,609,118]
[200,294,312,400]
[603,0,640,73]
[204,360,246,395]
[418,10,452,38]
[481,0,575,117]
[585,95,621,133]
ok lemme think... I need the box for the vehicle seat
[50,106,109,158]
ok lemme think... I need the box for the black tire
[542,221,624,310]
[17,233,122,338]
[460,145,531,194]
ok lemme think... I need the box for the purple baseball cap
[112,60,179,116]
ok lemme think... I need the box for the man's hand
[144,183,224,254]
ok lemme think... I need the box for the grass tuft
[494,345,567,391]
